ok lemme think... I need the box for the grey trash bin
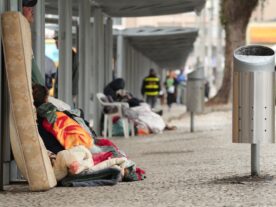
[233,45,275,144]
[186,66,205,113]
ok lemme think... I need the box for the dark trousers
[146,96,157,109]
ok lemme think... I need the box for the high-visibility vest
[143,76,160,96]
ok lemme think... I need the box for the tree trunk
[207,0,259,105]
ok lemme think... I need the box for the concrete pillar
[130,45,134,93]
[32,0,45,76]
[206,0,214,96]
[18,0,22,11]
[8,0,19,11]
[78,0,92,119]
[116,34,125,78]
[104,17,113,86]
[0,0,7,191]
[92,8,105,133]
[124,42,130,90]
[0,0,3,190]
[130,46,136,94]
[58,0,73,106]
[135,50,141,98]
[0,0,21,188]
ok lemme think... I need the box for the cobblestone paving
[1,109,276,207]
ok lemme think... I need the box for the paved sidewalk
[1,108,276,207]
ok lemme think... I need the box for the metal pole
[0,0,3,189]
[78,0,91,119]
[58,0,73,106]
[0,83,3,190]
[116,34,124,78]
[104,17,113,86]
[0,0,5,192]
[92,8,105,133]
[33,0,45,76]
[190,112,194,132]
[251,143,260,176]
[9,0,19,11]
[2,0,19,187]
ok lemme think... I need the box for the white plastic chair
[96,93,135,138]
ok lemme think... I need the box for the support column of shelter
[58,0,73,106]
[8,0,19,11]
[0,0,20,189]
[116,33,125,78]
[124,41,131,92]
[125,44,137,97]
[0,0,7,191]
[138,51,144,98]
[131,46,137,96]
[137,48,143,98]
[104,17,113,85]
[129,44,135,94]
[78,0,92,119]
[17,0,22,11]
[32,0,45,76]
[92,8,105,133]
[134,48,140,98]
[121,41,160,99]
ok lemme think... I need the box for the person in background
[176,69,186,104]
[141,68,161,109]
[204,80,210,100]
[104,78,142,108]
[45,55,57,89]
[165,71,178,110]
[22,0,45,86]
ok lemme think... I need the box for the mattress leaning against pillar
[1,12,56,191]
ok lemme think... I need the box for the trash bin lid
[234,45,275,72]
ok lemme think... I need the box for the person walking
[176,69,186,104]
[141,68,161,109]
[165,71,178,110]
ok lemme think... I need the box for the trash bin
[233,45,275,144]
[181,83,187,105]
[186,66,205,113]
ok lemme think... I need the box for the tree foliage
[207,0,260,105]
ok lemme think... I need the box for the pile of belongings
[37,98,146,187]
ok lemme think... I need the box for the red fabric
[95,138,119,150]
[92,152,113,165]
[136,167,146,180]
[112,116,120,123]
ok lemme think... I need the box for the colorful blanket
[43,112,93,149]
[94,138,146,181]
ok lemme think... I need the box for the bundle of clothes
[103,78,174,136]
[33,84,146,187]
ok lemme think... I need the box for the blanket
[43,112,93,149]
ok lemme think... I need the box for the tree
[207,0,260,105]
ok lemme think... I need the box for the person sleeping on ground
[49,145,127,182]
[103,78,176,134]
[32,84,146,182]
